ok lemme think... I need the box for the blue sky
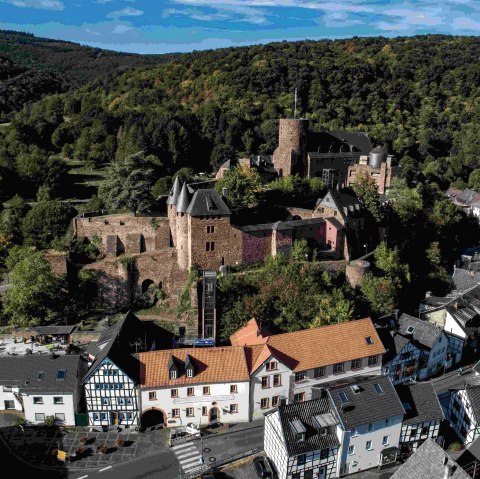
[1,0,480,54]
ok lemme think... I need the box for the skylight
[365,336,374,345]
[37,371,44,381]
[56,369,66,381]
[406,326,415,334]
[339,391,348,403]
[373,383,384,395]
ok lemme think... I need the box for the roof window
[56,369,66,381]
[406,326,415,334]
[373,383,384,395]
[365,336,374,345]
[339,391,348,403]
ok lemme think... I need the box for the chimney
[425,291,432,299]
[257,320,262,337]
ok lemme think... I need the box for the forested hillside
[0,30,174,118]
[2,34,480,202]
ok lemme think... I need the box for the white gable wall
[0,385,22,411]
[23,393,75,425]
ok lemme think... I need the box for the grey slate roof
[176,182,190,214]
[391,439,469,479]
[33,325,76,335]
[186,189,231,217]
[166,176,181,205]
[242,217,328,233]
[466,384,480,423]
[316,190,363,219]
[276,397,340,457]
[451,267,480,292]
[456,188,480,206]
[396,383,445,425]
[328,376,405,429]
[398,313,443,350]
[308,131,372,154]
[82,312,148,385]
[0,354,83,394]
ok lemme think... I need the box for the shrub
[448,441,463,452]
[44,415,56,427]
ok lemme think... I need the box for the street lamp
[363,244,368,255]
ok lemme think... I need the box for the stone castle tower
[175,182,190,270]
[272,118,309,176]
[167,176,181,246]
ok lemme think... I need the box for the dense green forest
[0,30,174,118]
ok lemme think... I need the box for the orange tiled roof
[230,317,271,347]
[248,318,385,373]
[138,346,250,388]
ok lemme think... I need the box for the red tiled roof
[230,318,270,347]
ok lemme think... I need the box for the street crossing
[171,441,205,476]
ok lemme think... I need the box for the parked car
[458,367,473,376]
[253,457,272,479]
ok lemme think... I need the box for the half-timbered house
[396,382,444,455]
[264,397,340,479]
[447,382,480,445]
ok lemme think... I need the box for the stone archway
[141,279,155,294]
[141,408,166,428]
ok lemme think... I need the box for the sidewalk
[0,425,170,471]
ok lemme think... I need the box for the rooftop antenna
[294,88,298,119]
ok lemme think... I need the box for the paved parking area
[216,454,264,479]
[0,425,169,470]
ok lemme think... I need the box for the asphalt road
[429,368,476,395]
[69,450,180,479]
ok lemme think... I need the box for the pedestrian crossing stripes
[172,441,204,473]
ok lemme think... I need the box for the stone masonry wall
[242,230,272,264]
[188,216,243,271]
[75,214,170,255]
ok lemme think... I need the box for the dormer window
[319,427,327,436]
[186,369,193,378]
[290,418,306,443]
[296,432,305,442]
[184,354,195,378]
[170,370,177,379]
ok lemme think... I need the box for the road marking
[177,449,198,459]
[78,476,89,479]
[99,466,112,472]
[172,442,195,451]
[181,456,203,466]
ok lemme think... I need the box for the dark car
[253,457,272,479]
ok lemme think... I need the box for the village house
[137,346,250,428]
[391,438,470,479]
[377,313,450,385]
[446,379,480,445]
[264,397,340,479]
[327,376,405,476]
[0,354,85,426]
[396,382,444,455]
[83,312,168,427]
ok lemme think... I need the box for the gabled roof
[0,355,83,394]
[185,189,231,217]
[308,131,372,154]
[262,318,384,373]
[316,189,362,219]
[453,267,480,293]
[398,313,443,350]
[230,318,271,347]
[396,383,445,425]
[138,346,250,388]
[455,188,480,206]
[391,439,469,479]
[465,384,480,423]
[276,397,340,457]
[328,376,405,429]
[82,311,148,384]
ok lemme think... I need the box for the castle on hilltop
[218,118,398,194]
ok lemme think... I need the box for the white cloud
[107,7,143,18]
[112,24,134,34]
[452,16,480,30]
[1,0,64,10]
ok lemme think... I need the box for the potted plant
[115,438,125,448]
[75,446,86,459]
[97,445,108,454]
[79,435,88,445]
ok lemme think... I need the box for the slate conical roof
[167,176,181,205]
[176,182,189,213]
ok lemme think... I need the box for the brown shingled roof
[263,318,384,372]
[230,317,271,347]
[138,346,250,388]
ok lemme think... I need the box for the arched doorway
[141,279,155,294]
[141,408,165,428]
[209,406,220,423]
